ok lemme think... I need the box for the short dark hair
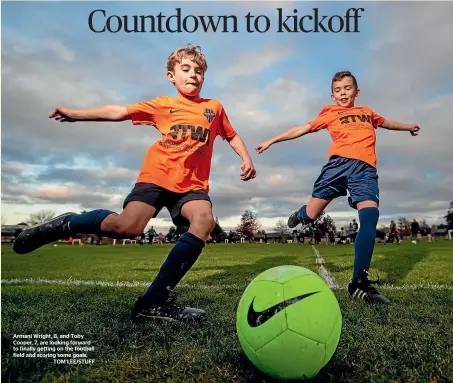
[331,71,358,91]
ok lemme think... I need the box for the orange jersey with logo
[309,105,386,168]
[126,95,237,193]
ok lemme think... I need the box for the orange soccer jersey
[309,105,386,168]
[126,95,237,193]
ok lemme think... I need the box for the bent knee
[111,220,145,238]
[192,213,216,233]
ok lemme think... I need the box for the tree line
[7,201,453,240]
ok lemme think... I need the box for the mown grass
[2,241,453,382]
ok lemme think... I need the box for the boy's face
[331,76,359,107]
[167,57,204,97]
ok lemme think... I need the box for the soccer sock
[141,232,205,304]
[352,207,379,283]
[298,205,315,223]
[65,209,115,236]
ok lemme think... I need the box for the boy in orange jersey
[256,71,420,305]
[14,45,256,322]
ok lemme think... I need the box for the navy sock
[65,209,114,236]
[352,207,379,283]
[141,232,205,304]
[298,205,315,223]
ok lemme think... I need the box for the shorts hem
[348,196,379,210]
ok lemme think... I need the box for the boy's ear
[330,94,336,102]
[166,71,176,84]
[355,87,360,97]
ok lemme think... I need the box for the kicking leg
[288,157,350,229]
[13,202,155,254]
[288,197,332,228]
[132,198,214,323]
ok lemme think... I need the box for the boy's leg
[347,162,390,304]
[288,197,332,228]
[288,156,350,228]
[13,183,163,254]
[352,200,379,281]
[132,191,213,323]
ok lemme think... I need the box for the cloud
[214,45,293,88]
[366,2,453,91]
[2,2,452,231]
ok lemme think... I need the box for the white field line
[2,278,452,291]
[0,278,242,290]
[312,245,337,289]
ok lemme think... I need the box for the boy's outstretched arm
[255,124,312,153]
[380,120,420,136]
[227,135,256,181]
[49,105,130,122]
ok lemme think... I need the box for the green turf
[2,241,453,382]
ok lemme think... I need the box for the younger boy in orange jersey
[14,45,256,322]
[256,71,420,305]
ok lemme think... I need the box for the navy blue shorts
[312,156,379,209]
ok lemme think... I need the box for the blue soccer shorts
[311,155,379,209]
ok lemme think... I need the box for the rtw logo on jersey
[168,125,211,146]
[339,114,371,125]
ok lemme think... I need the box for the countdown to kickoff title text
[88,8,365,34]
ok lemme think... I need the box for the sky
[1,1,453,233]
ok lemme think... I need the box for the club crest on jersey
[203,108,216,123]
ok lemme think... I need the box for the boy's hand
[255,140,272,154]
[240,159,256,181]
[409,124,420,136]
[49,106,76,122]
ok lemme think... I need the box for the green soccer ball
[236,265,342,380]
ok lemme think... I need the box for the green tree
[445,201,453,230]
[166,226,176,241]
[212,217,226,242]
[419,219,430,235]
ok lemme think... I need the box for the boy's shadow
[323,246,430,284]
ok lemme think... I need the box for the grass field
[2,240,453,383]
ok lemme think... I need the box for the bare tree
[397,217,409,231]
[28,210,56,225]
[274,219,291,238]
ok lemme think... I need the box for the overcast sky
[2,1,453,233]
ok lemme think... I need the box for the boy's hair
[167,44,208,73]
[331,70,358,91]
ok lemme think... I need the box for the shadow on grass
[323,247,430,284]
[195,256,301,286]
[235,347,357,383]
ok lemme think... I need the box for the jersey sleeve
[217,105,237,141]
[309,106,332,132]
[370,109,386,128]
[126,97,161,126]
